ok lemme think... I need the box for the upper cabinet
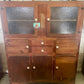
[47,3,83,37]
[1,3,38,38]
[6,7,35,34]
[1,2,84,38]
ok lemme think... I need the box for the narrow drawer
[31,40,55,46]
[56,39,78,56]
[6,39,30,55]
[31,47,55,56]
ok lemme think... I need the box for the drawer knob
[35,18,38,22]
[56,46,59,49]
[41,42,44,45]
[47,18,50,21]
[26,45,29,49]
[56,66,59,70]
[27,66,30,70]
[41,49,44,52]
[33,66,36,69]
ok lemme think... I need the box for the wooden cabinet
[8,56,30,82]
[1,1,84,84]
[54,57,76,81]
[31,56,53,80]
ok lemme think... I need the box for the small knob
[56,46,59,49]
[56,66,59,70]
[33,66,36,69]
[41,42,44,45]
[47,18,50,21]
[41,49,44,52]
[27,66,30,70]
[35,18,38,22]
[26,45,29,49]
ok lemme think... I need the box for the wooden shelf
[8,20,34,22]
[51,19,77,22]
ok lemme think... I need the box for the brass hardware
[41,49,44,52]
[27,67,30,70]
[41,42,44,45]
[26,45,29,49]
[35,18,38,22]
[56,66,59,70]
[56,46,59,49]
[47,18,50,21]
[33,66,36,69]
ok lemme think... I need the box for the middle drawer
[31,47,55,56]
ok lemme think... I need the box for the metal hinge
[81,7,84,10]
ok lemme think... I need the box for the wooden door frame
[46,3,84,38]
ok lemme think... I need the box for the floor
[0,72,84,84]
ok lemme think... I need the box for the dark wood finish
[31,56,53,80]
[6,39,30,55]
[54,57,76,82]
[8,56,31,82]
[0,1,84,84]
[56,39,78,56]
[82,56,84,75]
[0,54,3,79]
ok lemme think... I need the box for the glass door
[47,4,80,37]
[1,4,38,38]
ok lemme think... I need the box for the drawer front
[56,39,78,56]
[32,47,55,56]
[6,39,30,55]
[31,40,55,46]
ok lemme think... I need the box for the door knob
[27,66,30,70]
[47,18,50,21]
[26,45,29,49]
[56,66,59,70]
[35,18,38,22]
[56,46,59,49]
[33,66,36,69]
[41,42,44,45]
[41,49,44,52]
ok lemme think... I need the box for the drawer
[31,40,55,46]
[6,39,30,55]
[31,47,55,56]
[56,39,78,56]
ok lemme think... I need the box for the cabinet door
[54,57,76,81]
[1,3,38,38]
[31,56,53,81]
[8,56,30,82]
[47,3,80,37]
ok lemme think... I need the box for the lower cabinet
[31,56,53,80]
[8,56,76,83]
[54,57,76,81]
[8,56,30,82]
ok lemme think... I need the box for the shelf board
[51,19,77,22]
[8,20,34,22]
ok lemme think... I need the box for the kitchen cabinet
[0,1,84,84]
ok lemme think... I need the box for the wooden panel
[31,56,53,80]
[8,56,30,82]
[31,40,55,46]
[32,47,55,56]
[54,56,76,81]
[6,39,30,55]
[56,39,78,56]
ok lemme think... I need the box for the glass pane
[6,7,34,20]
[6,7,35,34]
[51,7,78,20]
[8,21,34,34]
[50,7,78,34]
[50,21,77,34]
